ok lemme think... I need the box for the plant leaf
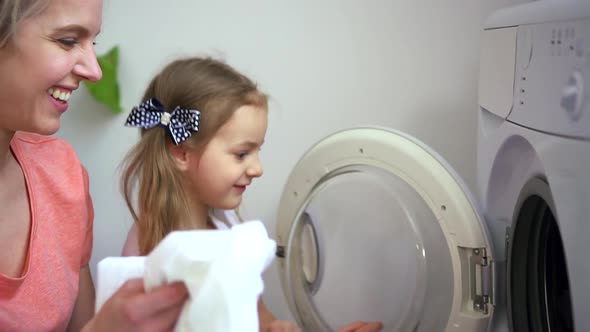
[83,46,122,114]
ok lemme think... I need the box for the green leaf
[83,46,122,114]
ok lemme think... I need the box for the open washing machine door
[275,127,495,332]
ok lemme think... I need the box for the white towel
[95,220,276,332]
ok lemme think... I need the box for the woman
[0,0,187,331]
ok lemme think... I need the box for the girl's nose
[247,157,263,178]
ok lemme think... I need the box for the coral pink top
[0,132,94,331]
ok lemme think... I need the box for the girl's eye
[236,152,248,160]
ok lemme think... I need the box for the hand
[262,319,302,332]
[338,321,384,332]
[83,278,188,332]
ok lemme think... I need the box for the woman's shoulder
[12,132,88,197]
[13,131,71,147]
[12,132,79,161]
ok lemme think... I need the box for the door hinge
[470,248,495,314]
[276,245,285,258]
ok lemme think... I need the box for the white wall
[58,0,529,322]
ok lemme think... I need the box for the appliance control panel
[508,18,589,140]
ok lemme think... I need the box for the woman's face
[0,0,103,136]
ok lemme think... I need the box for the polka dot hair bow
[125,98,200,145]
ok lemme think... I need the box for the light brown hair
[120,57,267,255]
[0,0,49,48]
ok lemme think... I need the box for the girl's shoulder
[121,223,140,256]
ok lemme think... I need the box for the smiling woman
[0,0,102,135]
[0,0,189,331]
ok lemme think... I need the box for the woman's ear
[168,142,191,172]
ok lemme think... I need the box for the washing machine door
[275,127,495,332]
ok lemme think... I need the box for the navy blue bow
[125,98,200,145]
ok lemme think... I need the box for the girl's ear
[168,142,192,172]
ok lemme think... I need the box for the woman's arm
[67,266,95,332]
[83,278,187,332]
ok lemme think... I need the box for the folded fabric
[95,220,276,332]
[95,256,145,311]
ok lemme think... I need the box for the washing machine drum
[275,127,494,332]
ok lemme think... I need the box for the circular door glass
[283,164,454,331]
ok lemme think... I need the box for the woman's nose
[73,47,103,82]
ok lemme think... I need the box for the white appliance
[273,1,590,331]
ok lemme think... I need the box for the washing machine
[273,1,590,331]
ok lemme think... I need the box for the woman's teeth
[48,88,71,103]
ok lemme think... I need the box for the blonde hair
[121,57,268,255]
[0,0,49,48]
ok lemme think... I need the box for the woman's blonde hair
[121,57,267,255]
[0,0,48,48]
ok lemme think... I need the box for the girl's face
[184,104,268,210]
[0,0,103,136]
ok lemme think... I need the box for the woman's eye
[58,38,78,47]
[236,152,248,160]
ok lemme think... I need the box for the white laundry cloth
[95,220,276,332]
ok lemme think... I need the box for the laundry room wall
[57,0,531,322]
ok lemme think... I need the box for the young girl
[120,56,382,332]
[119,56,299,331]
